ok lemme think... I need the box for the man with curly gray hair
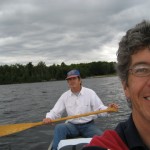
[83,20,150,150]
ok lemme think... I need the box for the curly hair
[116,20,150,83]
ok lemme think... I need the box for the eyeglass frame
[128,63,150,77]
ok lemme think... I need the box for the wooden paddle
[0,106,118,137]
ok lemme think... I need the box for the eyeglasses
[129,64,150,77]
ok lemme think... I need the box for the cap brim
[66,75,79,80]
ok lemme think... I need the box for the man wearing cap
[43,69,117,150]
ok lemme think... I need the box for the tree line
[0,61,116,85]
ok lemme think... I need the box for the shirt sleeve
[46,93,66,120]
[90,91,108,117]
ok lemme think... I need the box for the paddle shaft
[50,106,117,123]
[0,107,117,137]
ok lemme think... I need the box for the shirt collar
[69,86,84,96]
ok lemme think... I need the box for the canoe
[48,139,53,150]
[46,107,118,150]
[48,138,92,150]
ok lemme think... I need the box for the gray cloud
[0,0,150,65]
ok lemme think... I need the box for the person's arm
[43,93,66,124]
[90,91,108,117]
[91,91,118,117]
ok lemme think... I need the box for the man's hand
[43,118,53,124]
[108,103,119,110]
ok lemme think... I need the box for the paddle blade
[0,122,43,137]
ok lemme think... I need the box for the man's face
[123,48,150,122]
[67,77,81,89]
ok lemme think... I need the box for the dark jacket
[82,115,149,150]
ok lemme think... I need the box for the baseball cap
[66,69,80,79]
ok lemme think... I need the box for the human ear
[122,81,130,98]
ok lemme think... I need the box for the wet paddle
[0,106,118,137]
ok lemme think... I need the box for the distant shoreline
[86,74,117,79]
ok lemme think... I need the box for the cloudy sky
[0,0,149,66]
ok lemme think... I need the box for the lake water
[0,76,131,150]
